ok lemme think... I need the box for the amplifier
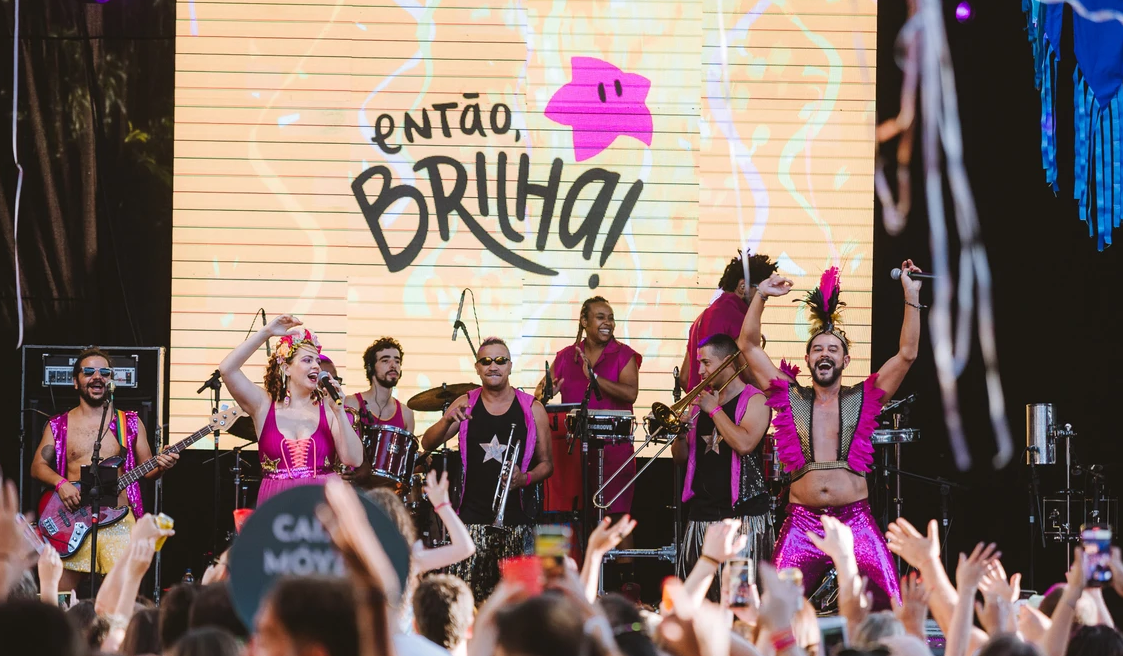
[40,353,139,388]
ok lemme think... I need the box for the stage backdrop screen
[171,0,877,448]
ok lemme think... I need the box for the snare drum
[870,429,920,445]
[368,425,419,484]
[565,409,636,445]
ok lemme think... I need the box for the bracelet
[905,300,927,310]
[433,501,452,513]
[771,627,797,653]
[708,406,722,419]
[758,291,769,302]
[55,480,68,491]
[699,554,721,567]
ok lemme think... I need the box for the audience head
[494,591,610,656]
[598,593,659,656]
[978,634,1045,656]
[159,582,200,651]
[121,608,161,656]
[167,627,242,656]
[189,582,248,638]
[365,488,418,547]
[852,611,906,649]
[1040,585,1097,625]
[69,599,110,650]
[413,574,474,652]
[0,599,84,656]
[7,571,39,601]
[1066,625,1123,656]
[254,576,358,656]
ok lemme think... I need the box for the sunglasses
[476,356,510,366]
[81,367,112,377]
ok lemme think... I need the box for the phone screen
[534,525,572,578]
[723,558,754,608]
[57,592,73,608]
[818,617,849,656]
[1082,526,1113,587]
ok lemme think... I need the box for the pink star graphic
[544,57,653,162]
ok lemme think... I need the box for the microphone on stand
[672,367,681,402]
[452,289,466,341]
[108,380,116,406]
[261,309,271,358]
[588,363,602,401]
[317,371,344,406]
[890,268,936,281]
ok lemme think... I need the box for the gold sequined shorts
[63,510,135,574]
[447,523,534,603]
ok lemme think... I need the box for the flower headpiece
[798,267,850,349]
[274,329,322,365]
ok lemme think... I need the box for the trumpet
[492,423,519,527]
[593,351,748,509]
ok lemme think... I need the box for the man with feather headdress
[736,260,924,609]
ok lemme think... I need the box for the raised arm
[413,470,475,572]
[421,395,470,452]
[219,314,303,419]
[737,275,794,388]
[874,260,922,398]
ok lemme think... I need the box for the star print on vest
[480,435,508,463]
[703,429,722,455]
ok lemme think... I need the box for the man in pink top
[680,252,778,391]
[344,337,416,489]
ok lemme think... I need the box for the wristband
[55,480,68,492]
[433,501,452,513]
[905,300,927,310]
[708,406,722,419]
[699,554,721,567]
[758,291,769,301]
[771,627,797,653]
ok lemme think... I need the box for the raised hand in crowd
[682,518,748,607]
[414,469,476,573]
[894,572,930,640]
[201,548,229,585]
[467,581,530,656]
[1041,548,1087,656]
[946,542,1001,656]
[977,560,1020,636]
[658,577,731,656]
[0,480,35,601]
[37,546,64,606]
[581,514,637,602]
[809,515,868,631]
[94,514,173,617]
[756,563,809,656]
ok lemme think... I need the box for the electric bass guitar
[37,403,244,558]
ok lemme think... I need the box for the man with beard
[30,347,178,592]
[421,337,553,601]
[680,251,778,391]
[736,262,923,610]
[343,337,415,489]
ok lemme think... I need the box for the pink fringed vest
[682,384,766,507]
[766,371,884,482]
[49,411,146,517]
[456,388,538,507]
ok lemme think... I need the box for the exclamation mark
[590,179,644,289]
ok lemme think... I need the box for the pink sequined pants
[773,499,900,610]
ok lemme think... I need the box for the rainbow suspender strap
[114,410,129,449]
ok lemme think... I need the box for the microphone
[588,363,602,401]
[108,380,116,405]
[672,367,681,402]
[452,289,466,341]
[890,268,936,281]
[317,371,343,406]
[261,309,271,358]
[543,362,554,402]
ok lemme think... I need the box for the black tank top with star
[458,394,531,526]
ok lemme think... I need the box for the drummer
[344,337,416,487]
[543,297,640,571]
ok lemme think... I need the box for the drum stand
[881,465,966,573]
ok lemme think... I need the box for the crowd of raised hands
[4,470,1123,656]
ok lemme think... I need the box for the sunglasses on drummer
[82,367,112,377]
[476,356,510,366]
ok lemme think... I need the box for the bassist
[30,347,178,592]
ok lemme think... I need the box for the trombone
[492,423,520,528]
[593,352,748,510]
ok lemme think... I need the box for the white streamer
[11,0,23,349]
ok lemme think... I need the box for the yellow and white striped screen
[171,0,876,447]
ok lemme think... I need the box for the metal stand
[452,321,478,360]
[197,370,223,558]
[880,465,967,573]
[86,398,112,597]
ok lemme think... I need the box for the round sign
[227,485,411,627]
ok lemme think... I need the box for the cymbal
[226,415,258,442]
[407,383,480,412]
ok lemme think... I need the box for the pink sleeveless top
[257,402,338,505]
[357,395,407,431]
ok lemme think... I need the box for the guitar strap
[114,409,129,449]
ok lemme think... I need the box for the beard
[375,373,399,389]
[78,384,108,408]
[810,359,843,387]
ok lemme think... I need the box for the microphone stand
[452,321,478,360]
[578,377,596,558]
[879,465,967,573]
[87,395,112,597]
[197,369,223,559]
